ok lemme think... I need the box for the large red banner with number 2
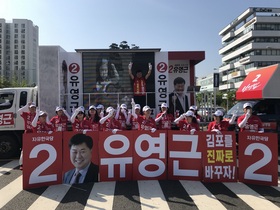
[22,131,278,189]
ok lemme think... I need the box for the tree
[109,43,119,49]
[119,41,130,49]
[109,41,140,49]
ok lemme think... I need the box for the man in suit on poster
[169,77,189,117]
[63,133,99,184]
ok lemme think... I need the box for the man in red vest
[128,62,152,110]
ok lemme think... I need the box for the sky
[1,0,279,77]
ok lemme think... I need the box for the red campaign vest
[133,77,146,96]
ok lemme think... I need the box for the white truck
[0,46,84,158]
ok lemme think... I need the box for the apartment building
[0,19,39,85]
[218,7,280,91]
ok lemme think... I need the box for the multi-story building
[0,19,38,85]
[218,7,280,91]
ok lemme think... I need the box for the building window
[21,24,25,28]
[21,45,25,49]
[14,34,18,38]
[14,40,18,44]
[15,50,18,54]
[21,50,25,54]
[21,34,25,39]
[14,29,18,33]
[14,23,18,28]
[21,29,25,33]
[14,45,18,49]
[14,55,18,59]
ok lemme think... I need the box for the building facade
[0,19,39,85]
[218,7,280,91]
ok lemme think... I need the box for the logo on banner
[69,63,80,74]
[157,62,168,73]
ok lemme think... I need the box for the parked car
[224,99,280,144]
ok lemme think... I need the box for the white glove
[148,63,152,71]
[211,129,221,134]
[108,109,114,117]
[83,129,88,134]
[99,111,104,118]
[245,110,251,119]
[190,129,196,135]
[131,98,135,107]
[112,129,118,134]
[36,107,40,115]
[150,128,156,133]
[48,131,53,134]
[128,62,133,70]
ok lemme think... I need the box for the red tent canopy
[236,64,280,100]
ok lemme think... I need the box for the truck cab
[0,87,37,158]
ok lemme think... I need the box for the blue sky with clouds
[1,0,279,77]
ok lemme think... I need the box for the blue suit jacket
[63,162,99,184]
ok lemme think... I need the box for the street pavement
[0,158,280,210]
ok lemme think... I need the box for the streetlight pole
[213,68,219,111]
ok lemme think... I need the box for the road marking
[180,180,227,210]
[224,182,279,210]
[0,176,22,208]
[0,160,19,177]
[138,180,170,210]
[85,181,115,210]
[27,184,71,210]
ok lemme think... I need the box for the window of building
[21,40,25,44]
[21,29,25,33]
[14,45,18,49]
[21,24,25,28]
[21,45,25,49]
[14,23,18,28]
[14,55,18,59]
[21,50,25,54]
[14,29,18,33]
[21,34,25,39]
[14,40,18,44]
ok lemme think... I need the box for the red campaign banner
[238,132,278,186]
[22,132,63,189]
[168,131,203,181]
[202,131,237,182]
[132,130,167,180]
[0,112,14,126]
[62,131,99,184]
[99,131,134,181]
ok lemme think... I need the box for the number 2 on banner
[29,144,57,184]
[244,143,272,182]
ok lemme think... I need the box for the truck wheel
[0,135,19,159]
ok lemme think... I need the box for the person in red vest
[86,105,101,131]
[115,103,129,130]
[237,102,264,133]
[207,110,236,134]
[17,101,37,170]
[174,110,199,134]
[50,106,71,132]
[99,107,122,134]
[128,103,141,130]
[31,110,54,133]
[131,100,156,133]
[71,106,93,133]
[155,102,174,130]
[128,62,152,110]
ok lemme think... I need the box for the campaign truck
[0,46,205,158]
[225,63,280,143]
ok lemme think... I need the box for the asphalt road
[0,158,280,210]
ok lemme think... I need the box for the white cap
[120,104,127,109]
[96,104,104,109]
[184,110,194,117]
[214,110,223,117]
[78,106,85,113]
[243,102,252,109]
[134,104,141,109]
[29,102,36,108]
[55,106,63,112]
[142,105,151,112]
[161,103,168,108]
[189,105,197,111]
[106,106,115,113]
[39,111,47,116]
[89,105,96,110]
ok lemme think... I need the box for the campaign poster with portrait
[81,51,155,113]
[62,131,99,185]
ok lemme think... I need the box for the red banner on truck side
[202,131,237,182]
[22,132,63,189]
[238,132,278,186]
